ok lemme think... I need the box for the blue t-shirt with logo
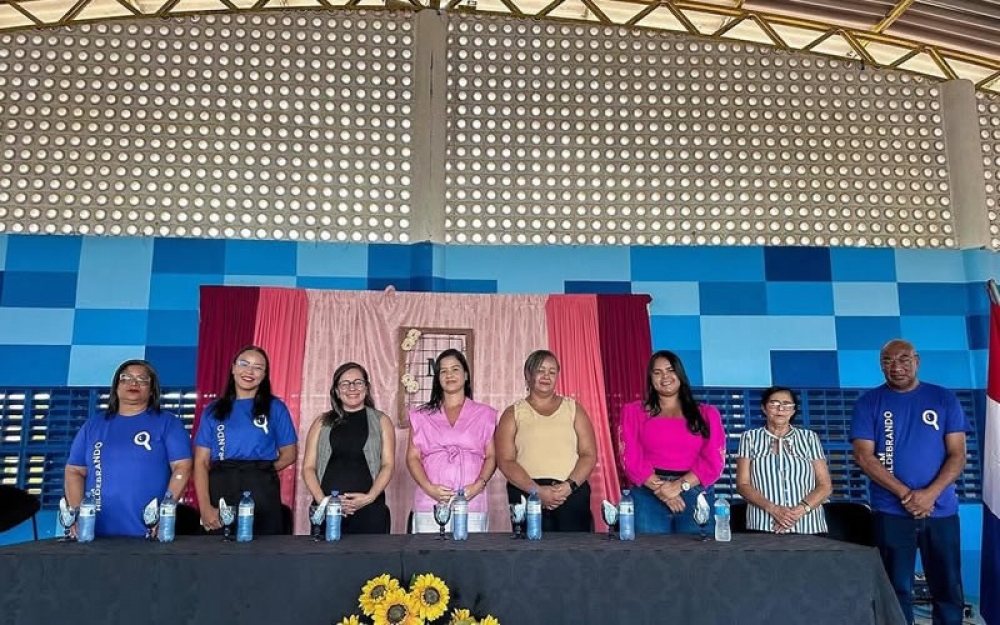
[194,397,297,462]
[67,409,192,537]
[850,382,969,517]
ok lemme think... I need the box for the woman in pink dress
[406,349,498,533]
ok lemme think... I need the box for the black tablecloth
[0,534,904,625]
[401,533,905,625]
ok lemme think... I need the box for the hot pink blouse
[619,400,726,488]
[409,398,497,514]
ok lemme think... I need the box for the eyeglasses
[119,373,151,386]
[765,400,796,411]
[337,379,367,391]
[880,355,916,369]
[235,360,266,374]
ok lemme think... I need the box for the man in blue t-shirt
[850,339,968,625]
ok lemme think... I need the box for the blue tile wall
[5,235,81,272]
[0,272,77,308]
[0,234,994,391]
[764,247,832,282]
[830,248,897,282]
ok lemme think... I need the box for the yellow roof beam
[872,0,916,35]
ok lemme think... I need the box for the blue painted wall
[0,234,995,389]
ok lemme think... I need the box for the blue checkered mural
[0,234,994,390]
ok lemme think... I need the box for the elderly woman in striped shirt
[736,386,833,534]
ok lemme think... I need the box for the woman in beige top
[495,349,598,532]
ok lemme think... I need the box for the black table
[0,534,904,625]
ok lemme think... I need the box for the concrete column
[940,79,989,248]
[408,10,449,243]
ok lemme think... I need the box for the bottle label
[620,502,634,515]
[239,506,253,517]
[527,501,542,514]
[79,506,95,517]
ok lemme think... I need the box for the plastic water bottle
[237,491,254,542]
[158,491,177,543]
[714,496,731,542]
[452,488,469,541]
[325,490,342,542]
[618,489,635,541]
[526,489,542,540]
[77,490,97,543]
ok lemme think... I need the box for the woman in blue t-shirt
[64,359,193,537]
[193,346,298,535]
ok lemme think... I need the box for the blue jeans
[873,513,964,625]
[633,484,714,535]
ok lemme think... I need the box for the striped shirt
[737,426,828,534]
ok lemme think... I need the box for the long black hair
[106,359,162,418]
[643,350,709,438]
[419,349,473,413]
[760,385,800,424]
[322,362,376,428]
[209,345,274,421]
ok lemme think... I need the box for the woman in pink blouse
[406,349,497,533]
[620,350,726,534]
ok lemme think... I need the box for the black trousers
[209,460,284,536]
[507,479,593,533]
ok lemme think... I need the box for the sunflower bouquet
[339,572,499,625]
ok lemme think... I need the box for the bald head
[879,339,919,392]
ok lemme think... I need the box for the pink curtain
[597,294,653,487]
[188,286,260,505]
[545,294,621,531]
[254,287,309,516]
[295,288,549,534]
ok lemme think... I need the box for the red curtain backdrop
[253,287,309,515]
[596,294,653,488]
[187,285,261,505]
[545,294,621,531]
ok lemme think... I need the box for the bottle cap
[242,490,251,496]
[331,490,340,497]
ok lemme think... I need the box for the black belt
[654,469,686,480]
[213,460,274,472]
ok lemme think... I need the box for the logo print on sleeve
[133,431,152,451]
[879,410,895,474]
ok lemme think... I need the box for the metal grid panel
[694,387,982,504]
[0,385,983,509]
[445,15,954,248]
[0,11,415,242]
[0,387,197,509]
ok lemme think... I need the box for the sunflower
[359,574,402,617]
[480,616,500,625]
[409,573,450,621]
[337,617,364,625]
[372,588,423,625]
[449,609,472,624]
